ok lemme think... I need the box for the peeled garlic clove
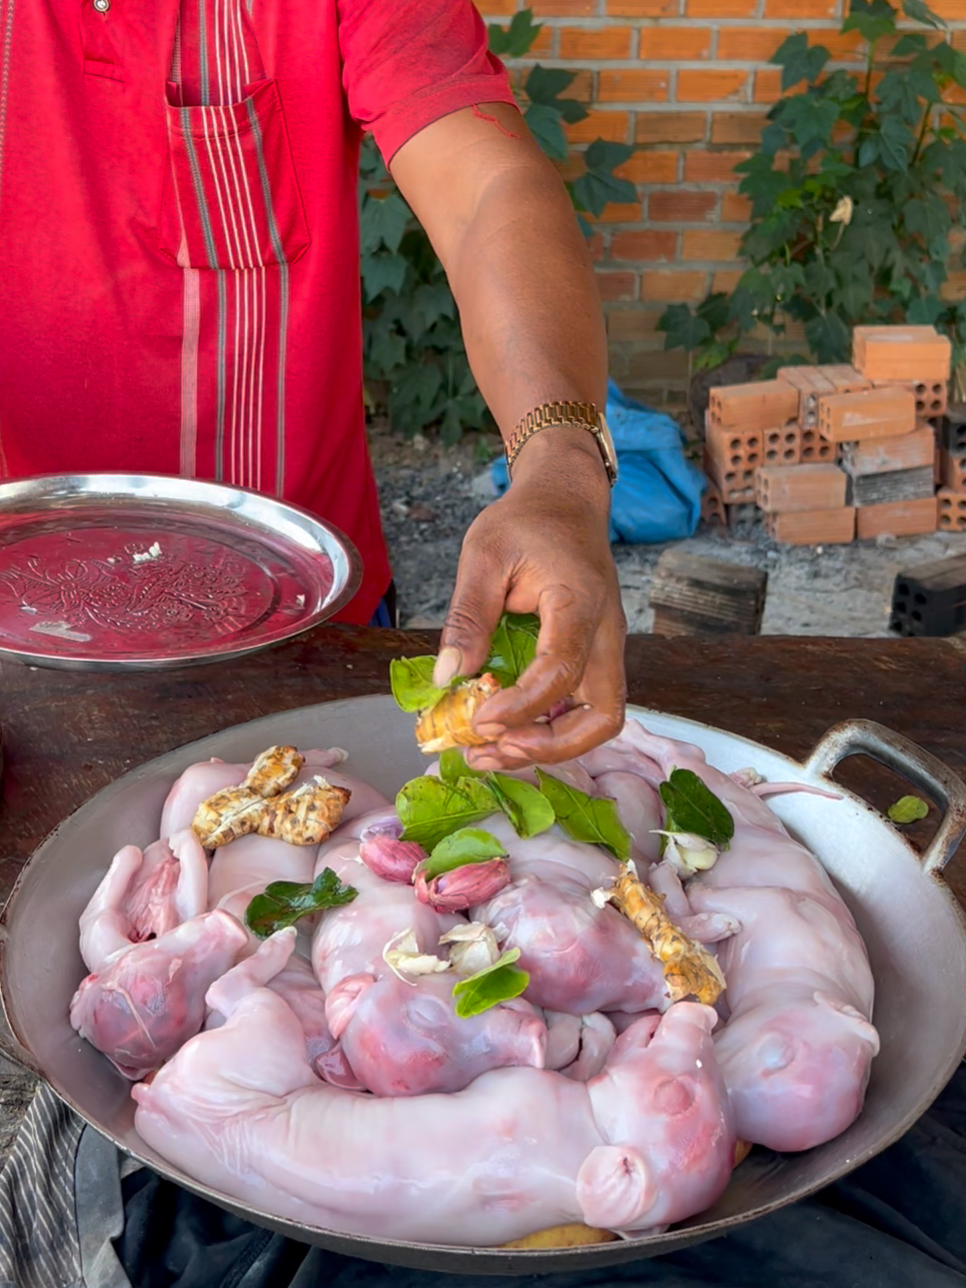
[414,858,511,913]
[652,831,720,877]
[382,928,450,984]
[440,921,502,975]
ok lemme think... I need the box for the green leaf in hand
[438,748,482,783]
[452,948,530,1019]
[390,656,449,713]
[888,795,930,824]
[420,828,507,881]
[484,613,541,688]
[245,868,357,939]
[535,771,631,861]
[489,773,555,839]
[659,769,735,850]
[396,776,499,852]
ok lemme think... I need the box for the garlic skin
[651,831,720,878]
[382,928,451,985]
[439,922,502,976]
[359,830,425,883]
[414,858,511,913]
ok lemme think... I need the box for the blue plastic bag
[490,379,706,545]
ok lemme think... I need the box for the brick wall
[475,0,966,406]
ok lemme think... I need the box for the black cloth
[112,1061,966,1288]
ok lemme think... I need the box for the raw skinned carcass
[71,838,247,1078]
[606,721,879,1152]
[310,819,548,1096]
[132,930,736,1246]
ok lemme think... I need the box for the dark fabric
[367,581,398,629]
[113,1062,966,1288]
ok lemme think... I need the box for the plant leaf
[396,776,500,852]
[420,828,507,881]
[390,656,447,713]
[902,0,947,30]
[658,769,735,850]
[485,613,541,687]
[524,103,569,160]
[452,948,530,1018]
[359,193,411,254]
[887,795,930,823]
[489,773,556,839]
[657,303,711,351]
[438,748,480,783]
[245,868,357,939]
[535,770,631,860]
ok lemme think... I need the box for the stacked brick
[701,325,956,544]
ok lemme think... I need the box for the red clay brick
[639,27,713,61]
[940,449,966,493]
[684,150,751,182]
[777,365,836,428]
[640,270,710,303]
[853,326,952,383]
[566,110,630,144]
[606,0,677,12]
[818,387,918,443]
[800,427,838,462]
[607,308,663,341]
[648,190,717,222]
[842,425,937,477]
[592,201,644,223]
[703,448,758,504]
[756,463,848,514]
[677,70,748,103]
[820,364,872,395]
[598,70,670,102]
[721,191,753,222]
[764,0,838,14]
[856,498,938,540]
[709,380,800,430]
[616,150,679,184]
[687,0,757,14]
[710,113,768,145]
[611,230,679,261]
[938,490,966,531]
[701,479,726,526]
[766,508,856,545]
[682,229,743,260]
[635,113,707,144]
[558,26,634,59]
[716,27,793,61]
[762,421,802,466]
[596,271,638,302]
[873,379,948,419]
[529,0,595,13]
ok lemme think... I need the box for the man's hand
[434,428,627,770]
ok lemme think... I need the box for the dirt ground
[369,421,966,637]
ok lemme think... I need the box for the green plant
[360,9,637,441]
[658,0,966,394]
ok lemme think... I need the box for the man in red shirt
[0,0,625,767]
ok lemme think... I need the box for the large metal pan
[2,699,966,1276]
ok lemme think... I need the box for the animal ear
[576,1144,656,1231]
[813,991,881,1054]
[324,974,375,1039]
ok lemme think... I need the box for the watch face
[598,414,619,481]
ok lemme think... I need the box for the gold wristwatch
[505,400,618,486]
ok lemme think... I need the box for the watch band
[505,400,616,484]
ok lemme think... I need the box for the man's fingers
[474,582,599,732]
[435,531,508,687]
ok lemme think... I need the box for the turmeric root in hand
[415,674,502,754]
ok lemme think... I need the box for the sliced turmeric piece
[193,776,349,849]
[414,674,501,754]
[600,862,726,1007]
[500,1224,618,1249]
[243,745,304,797]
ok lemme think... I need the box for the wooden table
[1,628,965,1160]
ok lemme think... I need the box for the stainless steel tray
[0,474,361,670]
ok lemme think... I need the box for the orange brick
[710,112,768,145]
[636,112,707,144]
[819,365,872,394]
[566,110,630,144]
[777,365,836,427]
[687,0,757,13]
[766,508,856,545]
[677,70,748,103]
[818,387,918,443]
[701,479,726,526]
[611,230,679,261]
[709,380,800,430]
[616,150,679,184]
[684,150,751,182]
[704,448,758,504]
[607,308,663,341]
[682,229,743,260]
[721,191,753,222]
[764,0,838,14]
[606,0,677,12]
[872,379,948,419]
[649,190,717,222]
[842,425,937,477]
[596,271,638,301]
[558,26,634,59]
[800,427,838,462]
[853,326,952,383]
[856,498,938,540]
[754,69,786,104]
[712,268,743,293]
[716,27,793,61]
[940,449,966,492]
[592,201,644,222]
[938,490,966,531]
[598,70,670,102]
[641,270,710,303]
[756,463,848,513]
[762,421,802,465]
[478,0,517,12]
[530,0,595,13]
[639,27,713,61]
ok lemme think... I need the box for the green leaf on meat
[534,770,631,861]
[396,776,500,852]
[245,868,358,939]
[419,828,507,881]
[488,773,556,839]
[659,769,735,850]
[452,948,530,1018]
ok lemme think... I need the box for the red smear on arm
[472,104,520,139]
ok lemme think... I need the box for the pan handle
[804,718,966,875]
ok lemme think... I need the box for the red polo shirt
[0,0,515,623]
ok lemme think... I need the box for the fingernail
[434,647,462,687]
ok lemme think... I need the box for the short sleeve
[337,0,519,163]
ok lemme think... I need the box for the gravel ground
[369,421,966,636]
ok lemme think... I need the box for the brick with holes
[819,365,872,395]
[938,490,966,532]
[941,406,966,455]
[940,450,966,493]
[700,480,726,527]
[841,423,936,477]
[776,366,835,429]
[755,463,848,514]
[703,447,757,504]
[818,386,917,443]
[873,379,947,420]
[708,379,799,431]
[853,325,952,383]
[762,420,802,466]
[765,507,856,545]
[800,426,838,462]
[890,554,966,637]
[856,498,937,541]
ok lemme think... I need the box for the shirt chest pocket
[158,78,311,270]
